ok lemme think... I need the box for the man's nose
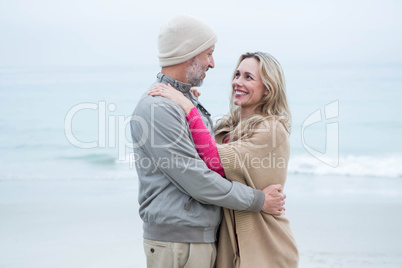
[209,56,215,69]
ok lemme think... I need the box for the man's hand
[261,184,286,216]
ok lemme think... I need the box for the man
[130,14,286,268]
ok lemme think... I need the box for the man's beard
[186,57,207,87]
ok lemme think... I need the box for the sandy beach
[1,175,401,268]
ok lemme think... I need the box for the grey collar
[157,73,192,94]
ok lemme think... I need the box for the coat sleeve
[131,97,264,212]
[216,120,290,186]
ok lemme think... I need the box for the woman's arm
[216,120,290,187]
[186,107,225,177]
[148,83,225,177]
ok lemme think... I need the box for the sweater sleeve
[186,107,225,177]
[216,120,290,187]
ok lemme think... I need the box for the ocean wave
[288,154,402,178]
[116,153,402,178]
[0,170,135,182]
[58,153,117,165]
[2,153,401,181]
[0,157,135,181]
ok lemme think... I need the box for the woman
[149,52,298,267]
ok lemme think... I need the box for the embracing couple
[131,14,299,268]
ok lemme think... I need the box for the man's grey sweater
[130,73,264,243]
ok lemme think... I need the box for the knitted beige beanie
[158,14,217,67]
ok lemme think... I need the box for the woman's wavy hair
[214,52,291,141]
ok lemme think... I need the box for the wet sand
[1,175,401,267]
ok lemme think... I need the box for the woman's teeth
[236,90,247,95]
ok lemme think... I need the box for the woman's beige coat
[215,119,299,268]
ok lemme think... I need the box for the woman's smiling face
[232,57,268,115]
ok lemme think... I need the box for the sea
[0,62,401,182]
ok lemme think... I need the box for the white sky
[0,0,401,66]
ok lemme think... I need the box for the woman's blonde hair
[214,52,291,141]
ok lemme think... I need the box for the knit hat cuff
[159,34,217,67]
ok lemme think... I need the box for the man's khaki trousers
[144,239,216,268]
